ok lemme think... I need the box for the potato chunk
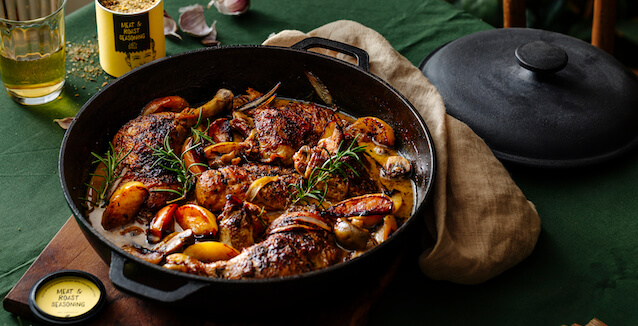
[102,181,149,230]
[183,241,240,262]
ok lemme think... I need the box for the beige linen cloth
[263,20,541,284]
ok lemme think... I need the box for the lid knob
[515,40,568,73]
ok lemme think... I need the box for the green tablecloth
[1,0,636,325]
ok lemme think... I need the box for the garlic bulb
[207,0,250,15]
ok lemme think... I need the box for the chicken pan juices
[84,81,414,279]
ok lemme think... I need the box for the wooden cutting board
[3,217,399,325]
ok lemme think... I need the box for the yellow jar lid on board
[29,270,106,325]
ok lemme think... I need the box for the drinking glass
[0,0,66,105]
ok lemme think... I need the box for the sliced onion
[236,82,280,112]
[204,142,240,156]
[286,212,332,231]
[305,71,333,106]
[268,212,332,234]
[245,176,279,202]
[390,192,403,213]
[268,224,317,235]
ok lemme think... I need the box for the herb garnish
[85,142,131,207]
[191,109,216,145]
[191,124,215,145]
[291,137,366,205]
[149,133,207,203]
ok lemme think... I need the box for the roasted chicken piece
[163,210,343,279]
[195,163,302,212]
[217,195,266,251]
[111,111,190,211]
[293,120,344,179]
[109,89,233,213]
[196,150,380,216]
[163,194,396,278]
[292,120,377,202]
[232,101,336,165]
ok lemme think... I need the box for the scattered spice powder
[65,38,112,86]
[99,0,159,13]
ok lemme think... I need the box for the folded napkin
[263,20,541,284]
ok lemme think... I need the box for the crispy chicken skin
[113,112,189,209]
[164,211,343,279]
[217,195,265,251]
[248,102,336,164]
[110,89,233,210]
[196,157,379,215]
[195,163,302,212]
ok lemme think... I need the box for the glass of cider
[0,0,66,105]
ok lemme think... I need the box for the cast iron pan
[59,38,436,308]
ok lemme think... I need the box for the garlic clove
[201,21,220,47]
[54,117,74,130]
[164,10,182,40]
[179,4,214,37]
[208,0,250,16]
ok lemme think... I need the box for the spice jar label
[113,14,151,52]
[34,275,102,318]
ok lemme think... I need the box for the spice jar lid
[420,28,638,167]
[28,270,106,325]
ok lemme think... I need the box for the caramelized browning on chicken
[85,84,414,279]
[217,195,265,251]
[112,112,188,210]
[195,164,301,212]
[164,211,342,279]
[249,102,336,164]
[109,89,234,214]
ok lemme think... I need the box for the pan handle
[109,251,206,303]
[290,37,370,72]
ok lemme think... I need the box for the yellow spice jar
[28,270,106,325]
[95,0,165,77]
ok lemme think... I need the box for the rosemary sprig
[255,206,268,229]
[189,108,216,146]
[85,142,131,207]
[291,137,366,205]
[191,124,216,145]
[149,133,206,203]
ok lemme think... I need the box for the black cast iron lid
[420,28,638,167]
